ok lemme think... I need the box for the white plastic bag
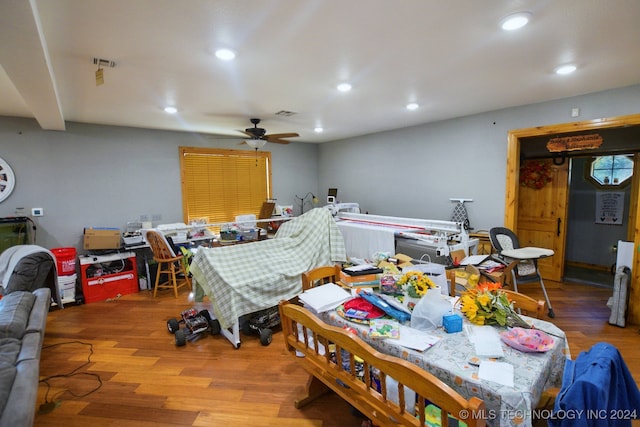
[386,375,416,415]
[410,289,452,330]
[402,263,448,295]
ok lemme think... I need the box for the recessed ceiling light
[314,127,324,133]
[500,12,531,31]
[164,106,177,114]
[406,102,419,110]
[215,48,236,61]
[337,83,352,92]
[555,64,577,75]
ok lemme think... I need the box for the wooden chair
[146,230,191,298]
[279,300,487,427]
[502,289,545,319]
[301,264,341,291]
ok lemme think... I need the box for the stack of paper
[342,264,384,275]
[298,283,352,313]
[465,324,505,358]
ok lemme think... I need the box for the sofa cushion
[0,338,21,417]
[0,292,36,340]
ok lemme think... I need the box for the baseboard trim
[565,261,611,272]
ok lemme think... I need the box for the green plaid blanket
[190,208,346,329]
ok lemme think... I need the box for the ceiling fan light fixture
[337,83,352,92]
[500,12,531,31]
[555,64,577,75]
[245,139,267,149]
[215,48,236,61]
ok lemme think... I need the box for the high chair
[489,227,555,318]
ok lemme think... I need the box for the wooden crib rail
[278,301,486,427]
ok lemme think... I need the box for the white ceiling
[1,1,639,143]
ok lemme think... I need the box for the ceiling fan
[240,118,299,148]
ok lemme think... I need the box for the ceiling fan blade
[265,138,290,144]
[264,133,299,144]
[266,133,299,139]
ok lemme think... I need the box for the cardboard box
[83,227,121,250]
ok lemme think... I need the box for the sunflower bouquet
[459,282,530,328]
[396,270,437,298]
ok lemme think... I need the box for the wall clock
[0,157,16,203]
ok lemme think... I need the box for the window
[180,147,272,229]
[586,155,634,188]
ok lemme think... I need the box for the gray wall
[0,119,318,250]
[1,84,639,256]
[318,84,640,232]
[566,157,630,268]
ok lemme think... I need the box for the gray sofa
[0,245,57,427]
[0,288,51,427]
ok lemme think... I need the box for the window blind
[180,147,272,228]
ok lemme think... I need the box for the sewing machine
[334,212,477,264]
[325,202,361,216]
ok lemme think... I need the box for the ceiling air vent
[275,110,296,117]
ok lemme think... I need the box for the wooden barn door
[516,159,569,281]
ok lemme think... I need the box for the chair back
[489,227,539,279]
[489,227,520,253]
[301,265,342,291]
[146,230,180,261]
[502,289,545,319]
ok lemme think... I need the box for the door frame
[504,113,640,325]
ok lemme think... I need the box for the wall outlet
[32,207,44,217]
[571,107,580,117]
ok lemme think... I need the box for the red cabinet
[79,252,138,303]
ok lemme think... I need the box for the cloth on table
[190,208,346,329]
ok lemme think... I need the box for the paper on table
[459,255,489,266]
[298,282,352,313]
[391,325,441,351]
[478,361,514,387]
[465,324,505,358]
[378,294,412,314]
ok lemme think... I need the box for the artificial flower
[397,271,437,298]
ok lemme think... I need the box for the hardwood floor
[35,279,640,426]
